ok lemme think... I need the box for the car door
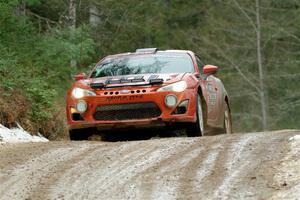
[195,56,224,129]
[205,75,225,128]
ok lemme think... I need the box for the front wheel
[186,94,206,137]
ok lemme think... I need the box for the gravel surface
[0,130,299,200]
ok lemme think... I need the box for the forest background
[1,0,299,139]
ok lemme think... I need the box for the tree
[256,0,268,130]
[69,0,77,68]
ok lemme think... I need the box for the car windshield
[90,54,194,78]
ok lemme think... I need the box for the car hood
[81,73,187,88]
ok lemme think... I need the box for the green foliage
[25,79,57,123]
[39,26,95,66]
[0,1,95,133]
[25,0,41,6]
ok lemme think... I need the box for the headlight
[157,81,187,92]
[72,88,96,99]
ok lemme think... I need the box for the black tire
[186,94,206,137]
[69,128,94,140]
[224,102,233,134]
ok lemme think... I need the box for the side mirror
[203,65,218,75]
[74,73,86,81]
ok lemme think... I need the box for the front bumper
[66,88,197,130]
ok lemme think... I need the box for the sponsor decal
[206,83,217,112]
[207,83,214,92]
[209,93,217,106]
[105,95,143,102]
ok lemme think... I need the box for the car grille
[93,102,161,121]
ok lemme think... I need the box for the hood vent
[90,82,105,89]
[103,89,147,95]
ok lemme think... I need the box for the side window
[196,55,204,72]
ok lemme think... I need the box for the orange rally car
[66,48,232,140]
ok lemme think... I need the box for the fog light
[165,95,177,107]
[172,100,189,115]
[76,100,87,113]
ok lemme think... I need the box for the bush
[0,2,95,139]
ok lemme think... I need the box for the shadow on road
[91,128,186,142]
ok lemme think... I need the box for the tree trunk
[256,0,268,130]
[14,0,26,16]
[89,5,101,26]
[69,0,77,68]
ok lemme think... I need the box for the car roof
[103,49,195,60]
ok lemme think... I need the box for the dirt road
[0,130,299,200]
